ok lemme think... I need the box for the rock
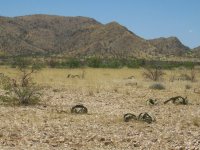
[124,113,137,122]
[71,104,88,114]
[164,96,188,105]
[138,112,155,124]
[146,99,158,106]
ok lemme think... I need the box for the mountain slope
[193,46,200,57]
[0,14,194,58]
[148,37,190,56]
[0,15,102,55]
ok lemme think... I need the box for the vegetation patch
[0,58,42,105]
[143,66,165,81]
[149,83,165,90]
[1,56,199,69]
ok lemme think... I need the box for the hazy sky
[0,0,199,48]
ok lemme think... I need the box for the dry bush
[180,68,197,82]
[0,58,42,105]
[143,67,165,81]
[149,83,165,90]
[169,70,177,82]
[190,68,197,82]
[185,84,192,90]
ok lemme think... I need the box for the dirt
[0,86,199,150]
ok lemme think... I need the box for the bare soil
[0,68,200,149]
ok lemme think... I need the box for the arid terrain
[0,67,200,149]
[0,15,200,59]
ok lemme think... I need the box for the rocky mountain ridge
[0,14,197,58]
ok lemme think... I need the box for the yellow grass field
[0,66,200,149]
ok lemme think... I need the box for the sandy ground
[0,67,200,149]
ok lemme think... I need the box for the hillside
[0,14,196,58]
[0,15,102,56]
[193,46,200,57]
[148,37,190,56]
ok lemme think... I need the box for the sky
[0,0,199,48]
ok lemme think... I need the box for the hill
[0,14,196,59]
[148,37,190,56]
[193,46,200,57]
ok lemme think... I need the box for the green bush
[64,58,81,68]
[87,57,102,68]
[102,59,122,68]
[126,59,141,68]
[3,56,200,69]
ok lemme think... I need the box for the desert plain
[0,67,200,150]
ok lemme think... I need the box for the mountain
[0,14,195,58]
[148,37,190,56]
[193,46,200,57]
[0,15,102,56]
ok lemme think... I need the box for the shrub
[126,59,140,68]
[0,58,42,105]
[65,58,81,68]
[185,84,192,90]
[149,83,165,90]
[180,68,197,82]
[143,66,165,81]
[106,59,122,68]
[189,68,197,82]
[48,58,60,68]
[87,57,102,68]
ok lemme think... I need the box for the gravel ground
[0,85,200,150]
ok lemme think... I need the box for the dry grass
[0,66,200,149]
